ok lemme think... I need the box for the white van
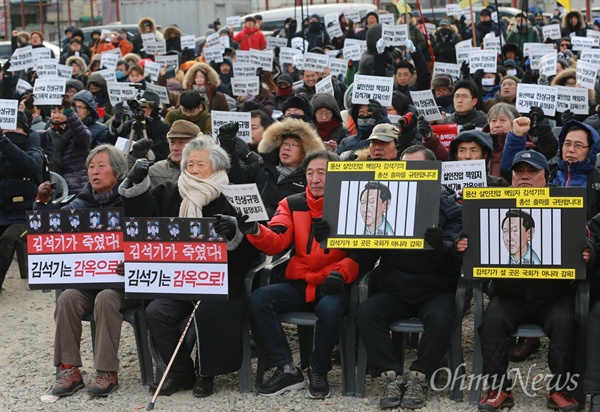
[247,3,378,32]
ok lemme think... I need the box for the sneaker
[478,390,515,411]
[307,368,330,399]
[547,391,580,412]
[401,370,428,409]
[87,371,118,396]
[52,367,85,397]
[256,366,305,396]
[379,370,406,409]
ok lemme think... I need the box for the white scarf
[177,170,229,218]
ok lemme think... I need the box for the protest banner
[571,36,597,51]
[236,50,251,64]
[231,76,260,97]
[226,15,241,27]
[461,187,586,280]
[432,123,459,148]
[57,64,73,79]
[344,38,367,54]
[31,47,52,61]
[433,62,461,80]
[303,52,328,72]
[538,53,558,77]
[141,33,155,45]
[556,85,589,115]
[211,110,251,142]
[587,29,600,45]
[343,9,360,21]
[523,42,554,57]
[33,77,66,105]
[180,35,195,50]
[251,49,274,71]
[469,49,497,73]
[352,75,394,106]
[107,82,137,106]
[205,32,222,49]
[203,45,224,64]
[145,40,167,55]
[279,47,302,65]
[35,59,58,78]
[343,44,363,61]
[381,24,408,46]
[291,37,309,52]
[441,160,487,193]
[446,4,462,17]
[327,24,344,39]
[266,36,287,50]
[233,62,256,77]
[378,13,395,25]
[100,51,119,70]
[144,61,162,82]
[9,46,34,71]
[145,83,170,105]
[220,184,269,222]
[95,68,117,83]
[0,99,18,129]
[483,36,501,54]
[16,79,32,95]
[580,49,600,66]
[123,217,228,300]
[27,209,125,289]
[329,57,347,77]
[321,161,442,249]
[456,44,477,66]
[315,75,334,96]
[515,83,557,116]
[155,54,179,70]
[410,89,443,121]
[542,24,561,40]
[576,60,599,90]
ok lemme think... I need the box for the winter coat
[232,26,266,51]
[131,17,165,55]
[561,10,590,37]
[182,63,229,112]
[95,38,134,56]
[67,181,123,210]
[87,73,113,119]
[73,90,109,148]
[249,188,359,302]
[163,26,195,62]
[293,24,331,52]
[311,92,348,143]
[148,156,181,188]
[393,48,431,103]
[506,25,541,49]
[60,51,90,66]
[440,108,489,128]
[460,20,500,46]
[431,26,462,63]
[65,55,89,77]
[0,132,44,226]
[39,111,92,195]
[108,114,170,163]
[337,99,392,154]
[164,106,211,134]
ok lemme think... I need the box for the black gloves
[256,67,264,79]
[213,214,237,239]
[312,218,330,243]
[131,138,153,159]
[218,122,239,153]
[417,116,432,140]
[472,69,484,83]
[113,102,125,123]
[127,158,150,184]
[424,227,445,256]
[460,61,470,78]
[320,271,344,296]
[561,109,575,124]
[236,211,259,235]
[461,123,476,131]
[367,99,383,119]
[1,59,10,74]
[528,106,545,125]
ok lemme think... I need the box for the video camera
[126,83,152,114]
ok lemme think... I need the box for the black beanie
[179,91,204,110]
[17,111,30,134]
[366,11,379,22]
[281,95,314,118]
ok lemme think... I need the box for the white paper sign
[16,79,32,94]
[145,41,167,55]
[572,36,597,51]
[587,29,600,45]
[379,14,395,25]
[580,49,600,66]
[231,76,260,97]
[145,83,170,105]
[226,15,241,27]
[144,61,162,82]
[302,52,328,72]
[483,36,501,54]
[446,4,462,17]
[343,44,363,61]
[250,49,274,71]
[327,24,344,39]
[220,184,269,222]
[33,78,66,105]
[315,75,334,96]
[343,9,360,21]
[280,47,302,64]
[529,49,555,70]
[219,36,230,50]
[410,89,443,121]
[576,60,599,90]
[538,53,557,77]
[325,12,340,27]
[433,62,461,80]
[205,32,222,49]
[57,64,73,79]
[292,54,304,70]
[141,33,156,45]
[31,47,52,61]
[515,83,557,116]
[236,50,251,64]
[203,45,224,64]
[267,37,288,50]
[114,137,129,154]
[344,38,367,54]
[35,59,58,78]
[0,99,18,130]
[211,110,252,142]
[381,24,408,46]
[523,42,554,57]
[9,46,34,71]
[180,35,196,50]
[233,62,256,77]
[556,86,589,115]
[95,68,117,83]
[328,57,347,77]
[469,49,497,73]
[441,160,487,192]
[291,37,309,52]
[107,82,137,106]
[155,55,179,70]
[352,75,394,106]
[542,24,562,40]
[100,51,119,71]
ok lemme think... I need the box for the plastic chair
[354,270,466,402]
[469,279,589,406]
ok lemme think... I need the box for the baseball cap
[511,150,549,172]
[277,74,293,86]
[368,124,399,143]
[503,59,517,68]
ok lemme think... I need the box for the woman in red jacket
[232,16,266,51]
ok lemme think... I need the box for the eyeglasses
[502,82,517,87]
[560,43,570,47]
[281,141,301,149]
[73,105,88,111]
[563,142,589,151]
[315,110,332,118]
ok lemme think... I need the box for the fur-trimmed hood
[432,25,460,36]
[183,62,221,89]
[551,69,596,103]
[258,118,325,156]
[163,25,182,38]
[138,17,158,34]
[123,53,141,65]
[16,31,30,46]
[562,9,586,31]
[66,55,88,74]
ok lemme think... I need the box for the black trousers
[585,300,600,394]
[479,294,577,392]
[0,223,27,288]
[356,291,455,378]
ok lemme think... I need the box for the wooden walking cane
[147,299,202,410]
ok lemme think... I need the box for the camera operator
[107,90,170,168]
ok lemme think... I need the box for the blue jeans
[249,282,350,373]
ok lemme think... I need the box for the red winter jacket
[247,188,359,302]
[232,27,267,51]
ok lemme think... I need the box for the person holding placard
[430,19,462,64]
[95,30,133,57]
[163,25,195,63]
[561,9,590,38]
[506,13,541,49]
[551,69,596,125]
[295,14,331,53]
[337,99,392,155]
[439,80,488,127]
[130,17,164,56]
[86,73,112,120]
[60,39,91,66]
[232,16,266,52]
[459,9,499,47]
[182,62,229,112]
[65,55,89,85]
[119,137,259,398]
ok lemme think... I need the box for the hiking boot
[510,337,541,362]
[52,367,85,397]
[401,370,428,409]
[478,390,515,411]
[547,391,580,412]
[256,366,305,396]
[307,368,330,399]
[379,370,405,409]
[87,371,118,396]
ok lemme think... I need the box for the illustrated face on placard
[501,210,539,265]
[190,222,202,239]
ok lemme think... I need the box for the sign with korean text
[57,64,73,79]
[267,36,287,50]
[571,36,597,51]
[538,53,557,77]
[145,40,167,55]
[220,184,269,222]
[16,79,32,94]
[381,24,408,46]
[211,110,251,142]
[352,75,394,106]
[9,46,34,71]
[144,61,162,82]
[580,49,600,66]
[205,32,222,49]
[180,35,195,50]
[203,45,224,64]
[100,51,119,71]
[327,24,344,39]
[316,75,334,96]
[155,55,179,70]
[556,86,589,115]
[433,62,461,80]
[250,49,274,71]
[233,62,256,77]
[226,15,241,27]
[542,24,561,40]
[410,89,443,121]
[95,68,117,83]
[576,60,599,90]
[35,59,58,78]
[342,9,360,21]
[343,44,363,61]
[441,160,487,193]
[515,83,557,117]
[31,47,52,61]
[329,57,347,77]
[523,42,554,57]
[378,13,395,25]
[231,76,260,97]
[26,209,125,289]
[145,83,170,105]
[529,49,554,70]
[236,50,251,64]
[469,49,497,73]
[0,99,18,129]
[33,77,66,105]
[302,52,328,72]
[107,82,137,107]
[280,47,302,65]
[432,123,459,148]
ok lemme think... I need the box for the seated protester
[65,55,89,86]
[506,13,541,49]
[293,70,319,100]
[431,75,454,115]
[485,104,558,179]
[108,91,170,166]
[392,43,432,103]
[223,119,324,219]
[242,150,359,399]
[182,62,229,112]
[72,90,109,148]
[250,109,273,152]
[551,69,597,125]
[0,112,44,290]
[337,99,391,155]
[60,38,90,65]
[501,43,524,67]
[503,60,524,80]
[311,92,348,152]
[274,74,296,112]
[430,19,462,63]
[502,119,600,219]
[485,75,520,112]
[163,25,195,62]
[561,9,589,38]
[69,29,93,61]
[481,72,501,102]
[19,92,47,131]
[439,80,488,127]
[125,64,147,90]
[282,95,314,123]
[37,145,133,397]
[148,120,200,188]
[119,138,259,398]
[65,79,84,99]
[164,91,211,134]
[115,60,129,82]
[86,73,113,121]
[457,150,593,412]
[355,144,463,410]
[39,95,92,195]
